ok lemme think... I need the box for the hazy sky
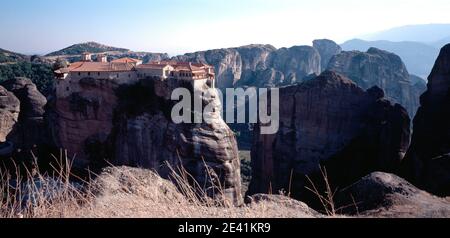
[1,0,450,55]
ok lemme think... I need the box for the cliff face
[173,44,321,88]
[247,71,410,201]
[48,77,119,167]
[173,45,276,88]
[403,44,450,196]
[313,39,342,71]
[327,47,424,118]
[49,76,243,204]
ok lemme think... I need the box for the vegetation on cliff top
[0,48,56,96]
[46,42,129,56]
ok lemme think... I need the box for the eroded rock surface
[247,71,410,202]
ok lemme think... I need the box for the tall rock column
[247,71,410,202]
[110,78,243,205]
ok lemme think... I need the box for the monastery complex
[54,52,216,98]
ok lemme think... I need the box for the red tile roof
[67,62,135,72]
[111,57,142,64]
[136,63,171,70]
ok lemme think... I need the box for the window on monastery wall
[88,72,91,76]
[98,72,100,76]
[78,72,81,76]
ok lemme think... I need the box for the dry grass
[0,153,91,218]
[0,153,319,218]
[305,166,360,217]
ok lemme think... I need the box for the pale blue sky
[1,0,449,55]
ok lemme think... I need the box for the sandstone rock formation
[49,75,243,205]
[173,44,276,88]
[108,78,242,205]
[313,39,342,71]
[2,77,48,151]
[0,86,20,142]
[247,71,410,202]
[336,172,450,218]
[403,44,450,196]
[173,44,321,88]
[328,47,425,117]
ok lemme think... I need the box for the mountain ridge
[362,23,450,43]
[46,41,130,56]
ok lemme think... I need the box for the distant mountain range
[362,24,450,45]
[44,42,169,64]
[342,24,450,78]
[0,48,28,63]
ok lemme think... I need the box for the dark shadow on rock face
[401,44,450,196]
[74,78,243,205]
[246,71,411,211]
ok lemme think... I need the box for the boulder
[336,172,450,218]
[2,77,48,151]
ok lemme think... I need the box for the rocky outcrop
[328,47,424,117]
[173,44,321,88]
[2,77,48,151]
[108,78,242,205]
[49,75,243,205]
[403,44,450,196]
[336,172,450,218]
[313,39,342,71]
[0,86,20,142]
[247,71,411,201]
